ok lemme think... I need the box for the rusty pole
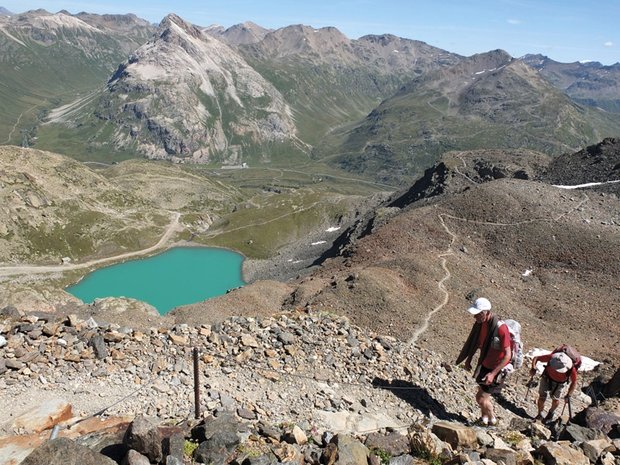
[193,347,200,419]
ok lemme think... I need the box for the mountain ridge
[315,50,620,183]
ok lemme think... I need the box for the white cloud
[604,41,614,47]
[507,19,522,25]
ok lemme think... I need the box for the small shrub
[370,447,391,465]
[183,439,199,458]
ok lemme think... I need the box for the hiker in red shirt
[530,351,578,422]
[456,297,512,426]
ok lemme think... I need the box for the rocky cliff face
[97,14,296,161]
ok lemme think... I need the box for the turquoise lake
[66,247,245,315]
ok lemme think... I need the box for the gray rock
[388,455,415,465]
[365,431,410,457]
[536,441,590,465]
[332,434,369,465]
[581,438,615,463]
[20,437,117,465]
[579,406,620,435]
[124,415,163,463]
[237,407,256,420]
[163,431,185,461]
[279,332,296,344]
[166,456,185,465]
[484,448,517,465]
[121,449,151,465]
[89,334,108,360]
[560,423,608,442]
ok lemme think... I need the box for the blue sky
[2,0,618,65]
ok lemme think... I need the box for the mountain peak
[158,13,204,41]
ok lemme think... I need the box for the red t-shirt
[538,353,578,383]
[478,321,511,369]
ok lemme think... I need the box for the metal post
[193,347,200,419]
[49,425,60,440]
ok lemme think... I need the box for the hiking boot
[544,413,556,424]
[533,413,544,422]
[489,417,498,426]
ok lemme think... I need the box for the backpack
[493,319,524,373]
[552,344,582,371]
[503,319,524,370]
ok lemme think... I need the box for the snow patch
[554,180,620,189]
[325,226,340,232]
[311,241,327,246]
[522,269,533,277]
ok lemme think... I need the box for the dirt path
[0,212,181,277]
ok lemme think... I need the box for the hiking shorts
[539,374,568,400]
[475,365,506,395]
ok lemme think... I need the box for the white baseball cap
[467,297,492,315]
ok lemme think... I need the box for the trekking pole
[525,374,536,401]
[559,398,568,421]
[567,396,573,423]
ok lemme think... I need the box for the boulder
[365,431,410,457]
[388,455,416,465]
[536,441,590,465]
[580,438,616,463]
[12,399,72,434]
[560,422,608,442]
[121,449,151,465]
[484,448,517,465]
[332,434,369,465]
[410,429,452,460]
[431,421,477,449]
[20,437,117,465]
[603,368,620,397]
[124,415,163,463]
[89,334,108,359]
[580,406,620,435]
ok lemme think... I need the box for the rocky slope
[0,308,618,465]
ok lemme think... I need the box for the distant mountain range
[1,9,619,183]
[521,54,620,113]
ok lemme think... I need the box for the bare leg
[536,395,547,416]
[546,398,561,419]
[476,387,495,420]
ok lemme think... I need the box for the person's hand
[529,367,536,377]
[484,373,495,385]
[565,394,572,401]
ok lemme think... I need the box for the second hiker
[456,297,512,426]
[530,348,579,422]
